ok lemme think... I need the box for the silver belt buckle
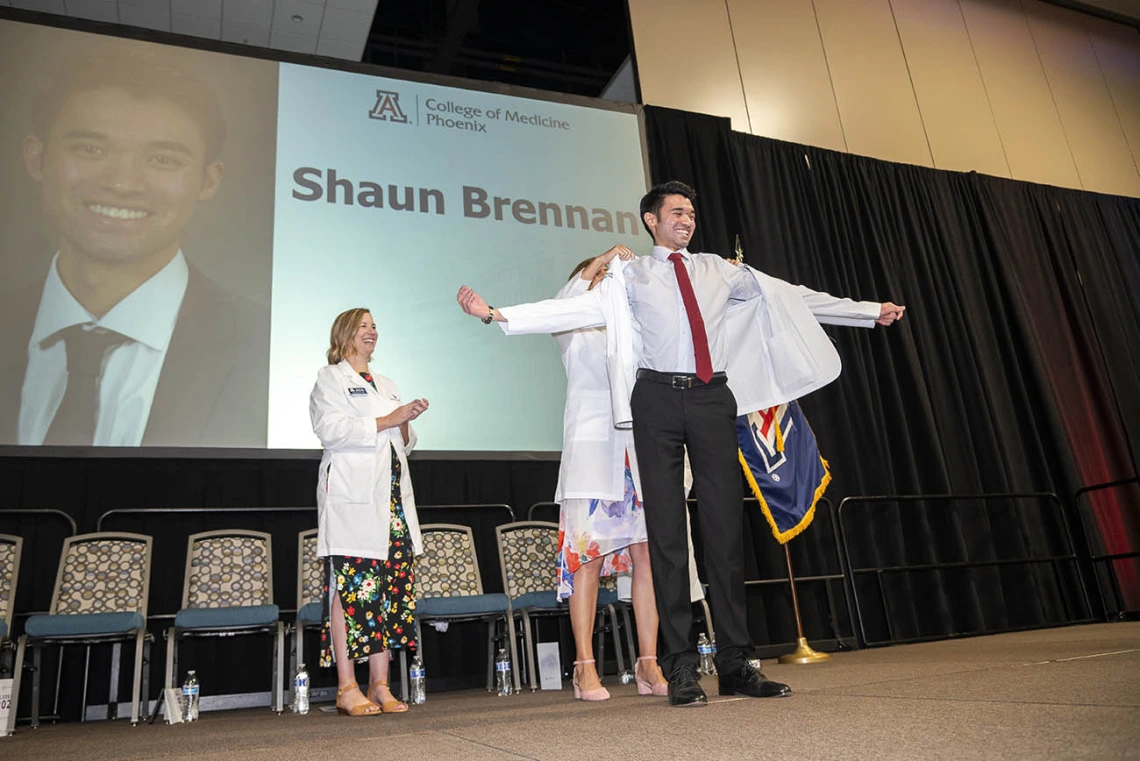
[671,375,692,389]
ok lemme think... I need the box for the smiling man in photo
[0,49,268,447]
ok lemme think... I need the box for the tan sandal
[336,685,381,716]
[368,679,409,713]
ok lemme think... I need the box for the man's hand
[457,285,493,321]
[877,302,906,326]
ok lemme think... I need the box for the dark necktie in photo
[42,325,129,446]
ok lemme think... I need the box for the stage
[5,623,1138,761]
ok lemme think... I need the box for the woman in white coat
[537,247,670,701]
[309,307,429,716]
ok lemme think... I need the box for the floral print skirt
[556,453,648,600]
[320,446,417,666]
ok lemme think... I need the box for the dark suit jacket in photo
[0,262,270,448]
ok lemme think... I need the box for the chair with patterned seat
[416,524,521,693]
[0,534,21,649]
[164,530,284,713]
[0,534,23,737]
[8,532,153,734]
[495,521,625,691]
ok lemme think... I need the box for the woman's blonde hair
[326,307,372,365]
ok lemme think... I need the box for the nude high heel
[572,659,610,701]
[635,656,669,697]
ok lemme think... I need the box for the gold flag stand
[778,544,830,664]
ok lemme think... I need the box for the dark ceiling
[363,0,633,97]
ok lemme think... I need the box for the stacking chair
[0,535,23,737]
[289,529,322,706]
[164,530,285,713]
[495,521,625,691]
[9,532,153,734]
[416,524,521,693]
[0,534,21,648]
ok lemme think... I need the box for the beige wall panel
[1023,1,1140,197]
[1085,17,1140,185]
[628,0,751,132]
[812,0,932,167]
[724,0,846,151]
[890,0,1010,176]
[959,0,1081,189]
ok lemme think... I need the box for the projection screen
[0,17,649,455]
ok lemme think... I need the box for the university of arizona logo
[744,404,793,478]
[369,90,408,123]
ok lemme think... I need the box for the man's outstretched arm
[456,283,607,335]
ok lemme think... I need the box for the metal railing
[1074,476,1140,620]
[837,493,1093,647]
[96,503,515,532]
[0,508,77,536]
[528,496,856,650]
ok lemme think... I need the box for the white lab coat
[309,360,423,559]
[548,276,641,503]
[498,257,881,425]
[725,267,880,412]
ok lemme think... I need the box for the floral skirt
[320,447,417,666]
[556,454,647,600]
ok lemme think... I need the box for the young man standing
[458,180,905,705]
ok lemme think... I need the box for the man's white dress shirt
[623,246,761,373]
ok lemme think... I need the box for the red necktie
[668,252,713,383]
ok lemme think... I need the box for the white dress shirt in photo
[19,251,189,446]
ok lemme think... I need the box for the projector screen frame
[0,6,652,461]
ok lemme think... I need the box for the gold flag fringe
[737,450,831,545]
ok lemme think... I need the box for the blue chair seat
[25,611,145,638]
[596,588,619,605]
[296,601,322,624]
[512,590,563,610]
[0,619,7,638]
[418,593,510,617]
[175,604,279,630]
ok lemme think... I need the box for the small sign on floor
[0,678,12,731]
[163,687,184,724]
[536,642,563,690]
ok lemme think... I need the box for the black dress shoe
[667,664,708,707]
[717,662,791,698]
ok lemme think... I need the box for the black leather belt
[636,369,727,389]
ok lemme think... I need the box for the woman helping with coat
[309,307,429,716]
[529,246,670,701]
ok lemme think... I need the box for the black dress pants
[631,372,752,675]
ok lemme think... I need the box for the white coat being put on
[309,359,423,560]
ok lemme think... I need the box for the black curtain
[644,105,1140,641]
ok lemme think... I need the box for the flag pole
[778,543,830,664]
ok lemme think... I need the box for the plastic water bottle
[697,633,715,676]
[494,648,513,696]
[292,663,310,715]
[181,670,200,722]
[409,655,426,705]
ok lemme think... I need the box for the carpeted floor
[4,622,1139,761]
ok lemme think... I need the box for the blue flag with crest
[735,400,829,544]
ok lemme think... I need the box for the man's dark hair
[30,48,227,163]
[639,180,697,236]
